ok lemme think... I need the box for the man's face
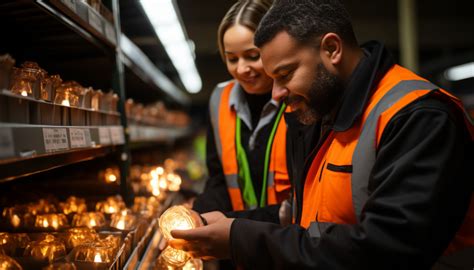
[261,31,344,125]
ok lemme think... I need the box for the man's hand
[169,217,235,260]
[201,211,226,224]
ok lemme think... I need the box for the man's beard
[287,63,344,125]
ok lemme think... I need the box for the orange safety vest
[209,81,291,211]
[300,65,474,263]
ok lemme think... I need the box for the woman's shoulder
[213,79,236,92]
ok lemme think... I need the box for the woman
[193,0,291,218]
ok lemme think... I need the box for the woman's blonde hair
[217,0,273,61]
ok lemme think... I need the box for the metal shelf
[38,0,117,50]
[129,125,191,145]
[0,123,124,181]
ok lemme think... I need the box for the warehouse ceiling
[120,0,474,106]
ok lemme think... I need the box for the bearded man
[169,1,474,269]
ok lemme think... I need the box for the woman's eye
[227,58,238,63]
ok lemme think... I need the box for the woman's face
[223,24,273,94]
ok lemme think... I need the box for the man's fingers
[169,239,202,254]
[168,238,187,250]
[158,237,167,251]
[171,225,209,240]
[202,211,225,224]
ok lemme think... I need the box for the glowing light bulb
[159,206,196,241]
[12,215,20,228]
[43,219,49,227]
[108,174,117,182]
[152,188,160,196]
[108,206,116,213]
[94,253,102,263]
[52,219,59,229]
[89,219,97,227]
[116,219,125,230]
[156,166,164,175]
[61,99,70,106]
[182,258,203,270]
[160,246,190,267]
[159,178,168,189]
[21,90,28,97]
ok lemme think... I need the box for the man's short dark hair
[254,0,358,48]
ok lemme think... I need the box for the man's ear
[319,33,343,67]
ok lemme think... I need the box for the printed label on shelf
[99,127,111,145]
[69,128,91,149]
[88,8,103,33]
[110,126,125,145]
[0,128,14,159]
[104,22,116,44]
[43,128,69,152]
[61,0,77,12]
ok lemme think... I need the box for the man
[170,0,474,269]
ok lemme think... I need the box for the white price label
[88,9,102,33]
[69,128,91,148]
[43,128,69,152]
[61,0,77,12]
[0,128,14,158]
[99,127,111,145]
[110,126,125,145]
[104,23,116,44]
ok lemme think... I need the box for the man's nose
[272,83,289,102]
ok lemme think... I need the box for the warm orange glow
[94,253,102,263]
[115,219,125,230]
[11,214,21,228]
[51,219,59,229]
[108,174,117,182]
[21,90,28,97]
[89,219,96,227]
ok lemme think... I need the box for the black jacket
[193,89,282,223]
[228,41,474,269]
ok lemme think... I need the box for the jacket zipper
[296,129,332,223]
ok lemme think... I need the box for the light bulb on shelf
[61,99,70,106]
[182,258,203,270]
[156,166,164,175]
[89,219,96,227]
[21,90,28,97]
[160,246,189,268]
[94,253,102,263]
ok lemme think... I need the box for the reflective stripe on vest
[352,80,439,222]
[209,81,291,210]
[302,65,474,262]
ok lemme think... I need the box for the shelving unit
[0,0,193,269]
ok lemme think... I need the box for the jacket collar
[333,41,395,132]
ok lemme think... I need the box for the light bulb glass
[159,206,195,241]
[160,246,189,268]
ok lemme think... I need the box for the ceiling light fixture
[444,62,474,81]
[140,0,202,93]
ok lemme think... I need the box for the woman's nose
[236,60,251,75]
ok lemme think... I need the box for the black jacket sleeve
[192,114,233,213]
[229,96,473,270]
[225,204,281,224]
